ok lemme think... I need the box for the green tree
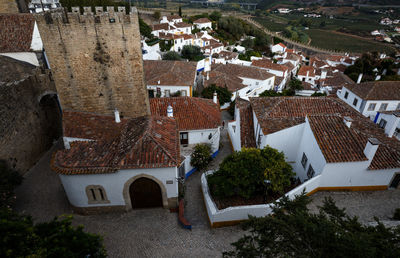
[209,11,221,21]
[207,147,294,199]
[241,37,254,49]
[162,51,182,60]
[288,78,303,92]
[225,194,400,257]
[0,160,23,209]
[178,6,182,17]
[159,39,173,52]
[0,209,107,257]
[190,144,212,171]
[153,10,161,20]
[139,18,152,39]
[181,45,204,61]
[201,84,232,106]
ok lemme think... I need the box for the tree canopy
[162,51,182,61]
[139,18,152,39]
[207,147,294,199]
[181,45,204,61]
[201,84,232,106]
[225,194,400,257]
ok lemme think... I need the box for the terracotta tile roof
[278,43,286,48]
[194,18,211,24]
[204,63,274,91]
[143,60,197,86]
[308,115,368,163]
[283,62,295,71]
[166,15,182,21]
[285,53,301,62]
[335,64,348,72]
[52,113,181,175]
[344,81,400,100]
[217,51,238,60]
[249,97,400,169]
[252,59,289,72]
[174,22,192,28]
[150,97,221,131]
[63,110,127,140]
[152,23,175,31]
[379,110,400,116]
[0,14,35,53]
[237,98,256,148]
[322,73,354,87]
[301,81,315,90]
[298,66,316,77]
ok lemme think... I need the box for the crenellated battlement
[34,6,138,25]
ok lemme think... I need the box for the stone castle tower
[34,6,150,118]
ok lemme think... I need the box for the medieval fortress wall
[34,6,150,118]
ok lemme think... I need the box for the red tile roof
[308,115,368,163]
[174,22,192,28]
[150,97,221,131]
[236,98,256,148]
[152,23,175,31]
[0,14,35,53]
[252,59,289,72]
[143,60,197,86]
[52,113,181,175]
[344,81,400,100]
[249,97,400,169]
[298,66,316,77]
[194,18,211,24]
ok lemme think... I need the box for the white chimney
[343,116,353,128]
[167,105,173,117]
[114,109,121,123]
[357,73,363,84]
[213,91,218,104]
[363,138,380,162]
[158,80,160,84]
[375,75,381,81]
[206,71,209,80]
[306,70,309,81]
[321,69,327,79]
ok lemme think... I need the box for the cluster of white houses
[228,81,400,191]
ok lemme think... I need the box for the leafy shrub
[201,84,232,106]
[190,144,212,171]
[0,160,23,209]
[0,209,107,257]
[181,45,204,61]
[162,51,182,61]
[207,147,294,199]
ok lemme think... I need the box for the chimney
[343,116,353,128]
[321,69,327,79]
[206,71,209,80]
[357,73,363,84]
[213,91,218,104]
[375,75,381,81]
[306,70,309,81]
[363,138,380,162]
[167,105,173,117]
[114,109,121,123]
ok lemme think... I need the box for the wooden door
[390,174,400,189]
[130,178,162,208]
[180,132,188,145]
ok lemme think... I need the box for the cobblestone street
[14,111,400,257]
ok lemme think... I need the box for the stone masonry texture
[34,8,150,118]
[0,0,19,13]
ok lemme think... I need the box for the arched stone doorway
[123,174,169,210]
[129,177,162,208]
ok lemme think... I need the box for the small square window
[368,103,376,111]
[307,165,315,179]
[301,153,308,169]
[379,103,388,111]
[379,119,387,129]
[353,98,358,106]
[344,91,349,99]
[396,103,400,110]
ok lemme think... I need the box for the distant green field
[305,29,395,54]
[253,17,288,32]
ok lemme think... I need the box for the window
[181,90,187,96]
[379,103,388,111]
[307,165,315,179]
[353,98,358,106]
[86,185,109,204]
[180,132,188,145]
[379,119,387,129]
[344,91,349,99]
[301,153,308,169]
[368,103,376,111]
[396,103,400,110]
[165,90,170,97]
[256,82,259,86]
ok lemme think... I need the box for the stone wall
[0,0,19,13]
[34,7,150,118]
[0,67,62,173]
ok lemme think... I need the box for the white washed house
[52,111,183,214]
[143,60,198,98]
[374,110,400,141]
[242,97,400,189]
[194,18,212,30]
[337,81,400,120]
[271,43,287,53]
